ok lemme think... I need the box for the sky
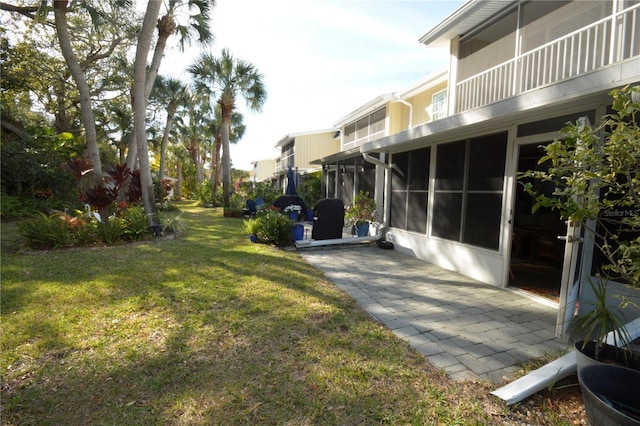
[162,0,465,170]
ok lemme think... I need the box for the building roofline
[333,68,450,128]
[360,65,639,154]
[275,128,339,147]
[418,0,517,47]
[333,94,395,128]
[398,68,448,98]
[310,146,361,165]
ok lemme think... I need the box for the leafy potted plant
[570,277,639,372]
[298,172,321,221]
[243,218,261,243]
[345,190,376,237]
[521,85,640,425]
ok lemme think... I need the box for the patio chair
[242,199,257,217]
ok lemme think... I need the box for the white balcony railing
[455,4,639,114]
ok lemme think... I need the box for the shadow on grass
[3,203,492,424]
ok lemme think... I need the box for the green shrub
[256,210,292,246]
[243,218,261,235]
[120,206,151,241]
[73,218,99,246]
[17,213,73,249]
[247,182,281,205]
[0,193,71,219]
[195,182,223,207]
[96,216,125,244]
[229,193,245,213]
[1,194,33,219]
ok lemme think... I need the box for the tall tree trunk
[159,102,176,181]
[145,14,175,101]
[212,133,222,194]
[53,1,104,212]
[221,109,232,207]
[188,135,203,184]
[133,0,161,227]
[126,12,175,169]
[175,160,182,200]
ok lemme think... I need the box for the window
[432,90,448,121]
[432,133,507,250]
[342,107,387,148]
[281,142,294,169]
[390,148,430,233]
[343,123,356,147]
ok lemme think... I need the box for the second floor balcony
[454,1,639,114]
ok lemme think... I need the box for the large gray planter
[575,340,640,372]
[578,365,640,425]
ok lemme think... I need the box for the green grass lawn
[1,202,506,425]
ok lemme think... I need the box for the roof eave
[333,94,395,128]
[418,0,517,47]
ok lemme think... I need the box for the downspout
[392,93,413,128]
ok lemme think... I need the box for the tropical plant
[570,277,636,362]
[248,182,280,205]
[298,172,322,208]
[163,213,186,235]
[178,89,214,185]
[243,217,261,236]
[521,85,640,361]
[132,0,162,228]
[120,206,151,241]
[95,216,124,244]
[17,212,74,249]
[255,210,292,246]
[125,0,214,168]
[345,190,376,226]
[228,193,245,214]
[188,48,267,207]
[521,85,639,285]
[151,75,188,181]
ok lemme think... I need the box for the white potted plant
[283,204,302,221]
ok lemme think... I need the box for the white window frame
[432,90,448,121]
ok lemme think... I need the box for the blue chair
[243,199,257,216]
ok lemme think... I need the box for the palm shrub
[120,206,151,241]
[96,216,125,244]
[247,182,280,205]
[17,212,73,249]
[243,218,261,236]
[163,213,186,235]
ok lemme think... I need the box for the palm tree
[188,48,266,206]
[151,75,188,181]
[209,104,245,195]
[132,0,162,226]
[179,89,216,185]
[126,0,214,169]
